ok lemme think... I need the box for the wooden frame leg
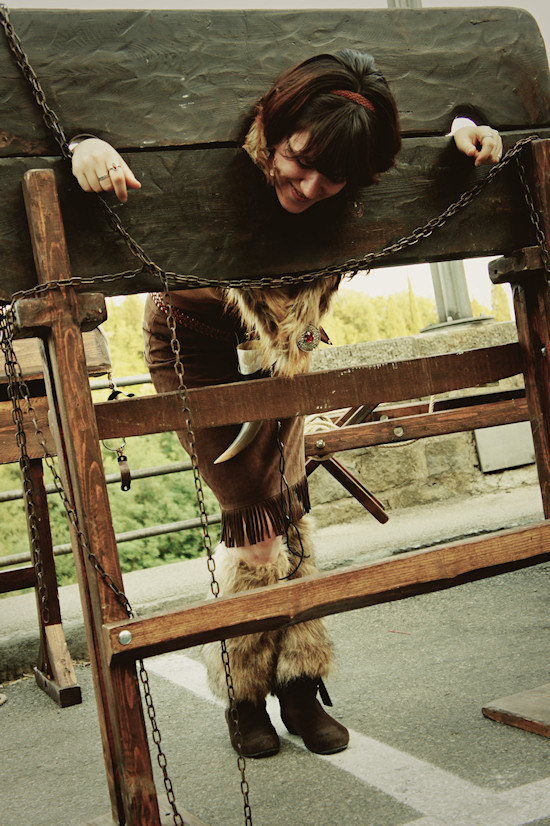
[483,138,550,737]
[26,458,82,707]
[21,169,162,825]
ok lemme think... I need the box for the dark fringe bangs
[295,103,376,187]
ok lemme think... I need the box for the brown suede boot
[225,699,280,758]
[277,677,349,755]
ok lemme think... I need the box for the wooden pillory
[2,6,550,824]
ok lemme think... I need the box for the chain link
[0,307,50,624]
[159,272,253,825]
[515,153,550,279]
[0,5,254,821]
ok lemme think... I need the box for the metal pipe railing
[1,369,221,569]
[0,512,222,568]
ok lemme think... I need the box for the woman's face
[271,131,346,214]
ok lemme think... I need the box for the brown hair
[248,50,401,188]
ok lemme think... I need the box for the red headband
[330,89,375,113]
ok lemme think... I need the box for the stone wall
[307,320,537,528]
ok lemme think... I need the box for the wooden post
[483,139,550,736]
[511,139,550,517]
[20,169,161,825]
[25,458,82,707]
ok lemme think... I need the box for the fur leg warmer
[203,543,290,703]
[275,517,334,687]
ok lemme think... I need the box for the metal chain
[0,307,50,624]
[515,153,550,278]
[0,5,252,821]
[2,7,548,824]
[276,421,309,580]
[159,273,253,825]
[0,304,187,826]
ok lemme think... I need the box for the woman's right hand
[71,138,141,203]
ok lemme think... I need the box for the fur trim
[203,544,290,702]
[242,109,272,181]
[224,275,340,378]
[221,477,310,548]
[276,517,334,685]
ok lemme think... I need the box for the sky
[4,0,549,311]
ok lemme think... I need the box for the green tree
[407,277,423,334]
[491,284,512,321]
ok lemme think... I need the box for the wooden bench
[2,6,550,824]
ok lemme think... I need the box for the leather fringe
[221,477,311,548]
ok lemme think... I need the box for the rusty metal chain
[515,153,550,279]
[0,307,50,625]
[0,5,253,821]
[0,304,187,826]
[159,273,253,825]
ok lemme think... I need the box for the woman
[71,50,502,759]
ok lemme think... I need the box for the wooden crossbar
[103,520,550,663]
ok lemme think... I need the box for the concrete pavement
[1,485,550,826]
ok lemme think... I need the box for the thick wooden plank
[43,623,78,689]
[482,684,550,738]
[0,329,111,383]
[304,397,530,457]
[0,349,525,463]
[33,666,82,709]
[93,343,523,438]
[0,131,539,299]
[2,8,548,156]
[103,520,550,662]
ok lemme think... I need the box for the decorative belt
[151,292,236,342]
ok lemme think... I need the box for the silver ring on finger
[98,173,110,182]
[110,162,121,172]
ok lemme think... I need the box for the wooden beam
[304,397,530,457]
[3,7,548,156]
[483,684,550,738]
[0,131,539,300]
[103,520,550,663]
[93,342,523,438]
[0,565,35,593]
[23,168,161,826]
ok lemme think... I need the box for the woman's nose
[301,169,324,199]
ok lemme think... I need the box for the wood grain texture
[23,169,160,826]
[483,684,550,737]
[104,520,550,661]
[2,8,548,154]
[93,342,523,438]
[304,397,530,456]
[0,131,540,299]
[0,6,548,297]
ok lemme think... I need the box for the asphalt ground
[1,485,550,826]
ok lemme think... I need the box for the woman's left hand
[453,125,503,166]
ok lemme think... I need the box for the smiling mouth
[290,184,310,203]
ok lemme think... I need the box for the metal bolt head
[118,630,132,646]
[315,438,326,449]
[393,426,404,437]
[542,347,547,357]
